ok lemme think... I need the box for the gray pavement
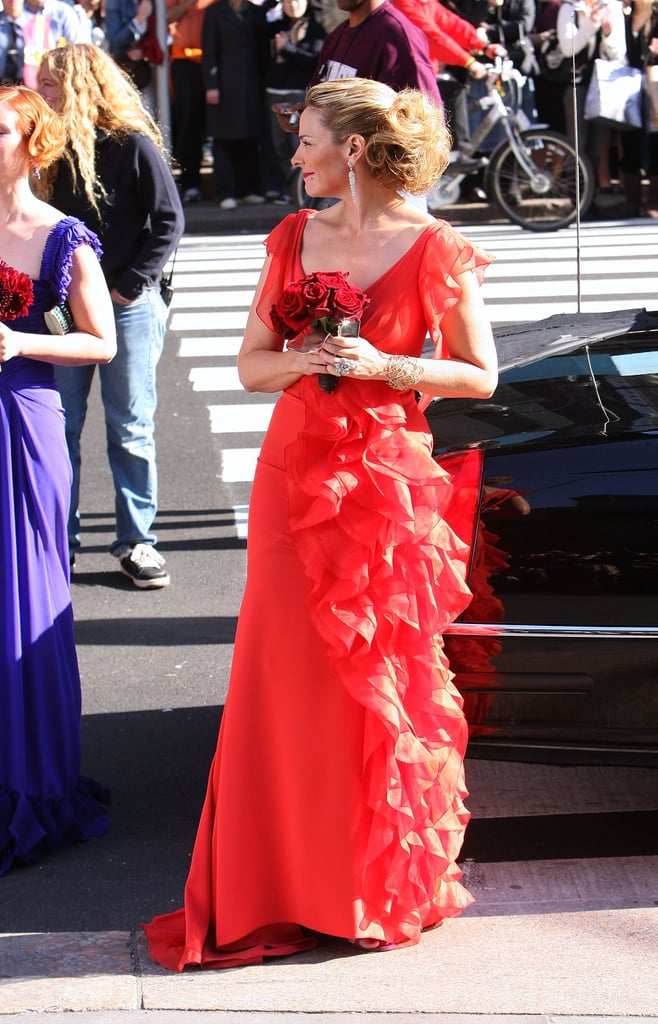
[1,209,656,1021]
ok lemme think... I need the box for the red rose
[0,260,34,322]
[275,281,311,334]
[301,278,332,319]
[314,271,349,291]
[270,306,289,336]
[332,284,369,321]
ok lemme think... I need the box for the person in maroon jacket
[308,0,441,101]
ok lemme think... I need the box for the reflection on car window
[502,349,658,384]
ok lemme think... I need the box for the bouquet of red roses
[0,259,34,372]
[270,271,370,392]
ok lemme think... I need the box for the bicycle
[429,59,595,232]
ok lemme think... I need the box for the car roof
[494,308,658,373]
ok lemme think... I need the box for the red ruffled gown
[143,211,492,970]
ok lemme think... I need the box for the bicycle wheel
[488,128,595,232]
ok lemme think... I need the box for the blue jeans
[56,288,167,555]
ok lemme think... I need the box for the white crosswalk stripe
[171,221,658,502]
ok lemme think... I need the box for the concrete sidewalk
[2,855,656,1018]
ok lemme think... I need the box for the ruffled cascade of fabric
[0,780,111,877]
[285,376,482,945]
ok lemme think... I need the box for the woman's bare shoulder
[32,197,67,227]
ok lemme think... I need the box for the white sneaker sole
[120,565,171,589]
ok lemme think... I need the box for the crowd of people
[2,0,658,212]
[165,0,658,216]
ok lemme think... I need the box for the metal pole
[154,0,172,151]
[570,10,582,312]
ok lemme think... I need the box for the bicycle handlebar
[485,56,527,88]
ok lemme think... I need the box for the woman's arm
[557,1,599,56]
[420,269,498,398]
[104,0,152,57]
[0,244,116,367]
[599,0,628,59]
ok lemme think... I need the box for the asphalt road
[1,229,657,942]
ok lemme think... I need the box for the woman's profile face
[291,107,348,198]
[0,103,29,182]
[36,64,63,113]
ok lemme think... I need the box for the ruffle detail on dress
[418,221,492,352]
[38,217,103,305]
[285,377,483,945]
[0,777,111,877]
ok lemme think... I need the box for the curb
[181,198,504,236]
[1,904,656,1016]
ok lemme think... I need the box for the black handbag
[160,248,177,308]
[536,31,574,85]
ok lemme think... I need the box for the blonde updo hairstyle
[303,79,451,196]
[0,85,66,176]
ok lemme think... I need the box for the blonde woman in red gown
[144,78,498,971]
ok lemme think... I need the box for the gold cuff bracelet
[384,354,424,390]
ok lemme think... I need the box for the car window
[501,348,658,384]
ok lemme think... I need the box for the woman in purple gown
[0,85,116,875]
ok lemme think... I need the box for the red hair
[0,85,66,173]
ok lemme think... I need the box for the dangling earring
[32,165,41,180]
[347,159,357,204]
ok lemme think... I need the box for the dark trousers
[171,58,206,192]
[618,127,658,177]
[437,74,470,150]
[212,138,261,200]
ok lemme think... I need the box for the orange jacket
[167,0,215,61]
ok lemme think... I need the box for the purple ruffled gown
[0,217,110,876]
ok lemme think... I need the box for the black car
[426,308,658,767]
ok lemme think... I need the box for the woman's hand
[0,323,20,365]
[319,331,387,379]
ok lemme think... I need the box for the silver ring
[335,358,353,376]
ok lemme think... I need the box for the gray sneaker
[119,544,170,589]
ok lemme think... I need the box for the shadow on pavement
[2,704,657,936]
[0,706,222,934]
[73,615,237,646]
